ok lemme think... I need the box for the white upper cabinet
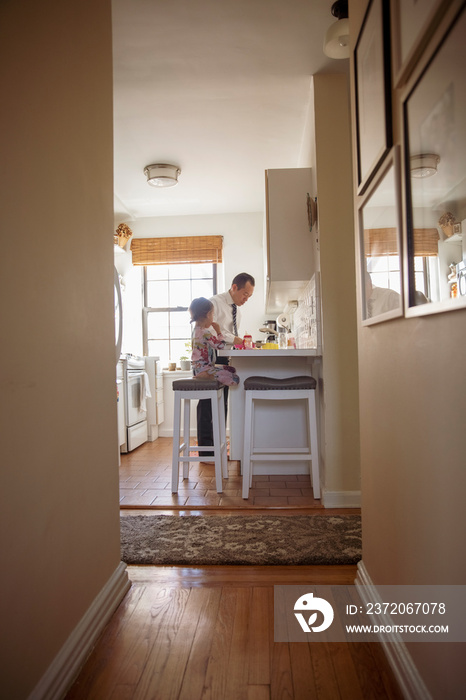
[265,167,315,312]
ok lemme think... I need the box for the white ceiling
[112,0,347,221]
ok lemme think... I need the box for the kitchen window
[142,263,217,366]
[367,254,402,294]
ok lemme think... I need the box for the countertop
[218,348,320,357]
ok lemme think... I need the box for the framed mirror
[358,147,403,325]
[391,0,447,84]
[403,3,466,316]
[354,0,392,194]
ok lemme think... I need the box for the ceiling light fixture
[410,153,440,178]
[323,1,350,59]
[144,163,181,187]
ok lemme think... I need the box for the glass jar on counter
[243,333,253,349]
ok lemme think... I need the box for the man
[197,272,255,458]
[365,271,401,318]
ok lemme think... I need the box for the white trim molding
[322,489,361,508]
[355,561,432,700]
[28,562,130,700]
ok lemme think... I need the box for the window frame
[142,263,218,361]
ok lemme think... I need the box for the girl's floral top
[191,326,225,375]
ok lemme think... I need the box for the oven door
[125,370,147,427]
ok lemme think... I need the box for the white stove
[118,354,158,452]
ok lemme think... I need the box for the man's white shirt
[210,290,241,347]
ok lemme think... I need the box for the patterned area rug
[120,515,362,565]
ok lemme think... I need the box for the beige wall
[349,1,466,696]
[0,1,121,697]
[313,74,361,498]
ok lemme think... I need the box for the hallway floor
[65,565,403,700]
[120,437,326,510]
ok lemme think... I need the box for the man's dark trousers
[196,357,229,457]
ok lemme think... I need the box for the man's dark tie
[232,303,237,336]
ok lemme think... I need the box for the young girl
[189,297,239,386]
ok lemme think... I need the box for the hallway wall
[349,1,466,697]
[0,1,122,697]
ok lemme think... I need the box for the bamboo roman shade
[412,228,440,257]
[363,228,439,257]
[131,235,223,266]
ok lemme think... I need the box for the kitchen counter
[218,347,321,472]
[218,348,320,357]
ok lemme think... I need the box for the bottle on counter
[243,333,253,349]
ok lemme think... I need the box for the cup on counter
[168,362,177,371]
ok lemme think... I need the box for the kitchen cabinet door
[265,167,316,311]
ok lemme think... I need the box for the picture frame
[306,193,317,232]
[354,0,392,194]
[391,0,451,86]
[402,2,466,317]
[358,147,404,326]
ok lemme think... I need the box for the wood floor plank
[201,588,237,700]
[178,588,223,700]
[328,642,366,699]
[368,643,405,699]
[109,684,137,700]
[288,643,319,699]
[270,643,294,700]
[347,642,393,700]
[90,586,190,700]
[248,586,272,685]
[224,588,253,699]
[135,587,213,700]
[309,641,341,700]
[248,685,271,700]
[111,586,190,691]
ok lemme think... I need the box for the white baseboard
[322,489,361,508]
[355,561,432,700]
[28,561,131,700]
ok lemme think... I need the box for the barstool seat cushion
[243,375,316,391]
[173,378,223,391]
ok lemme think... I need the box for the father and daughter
[188,297,239,387]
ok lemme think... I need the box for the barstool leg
[242,392,253,499]
[211,391,223,493]
[182,397,190,479]
[218,388,228,478]
[308,391,320,499]
[171,392,182,492]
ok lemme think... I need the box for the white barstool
[242,375,320,500]
[171,378,228,493]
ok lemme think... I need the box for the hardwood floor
[64,439,397,699]
[65,565,403,700]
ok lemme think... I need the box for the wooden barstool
[242,375,320,500]
[171,378,228,493]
